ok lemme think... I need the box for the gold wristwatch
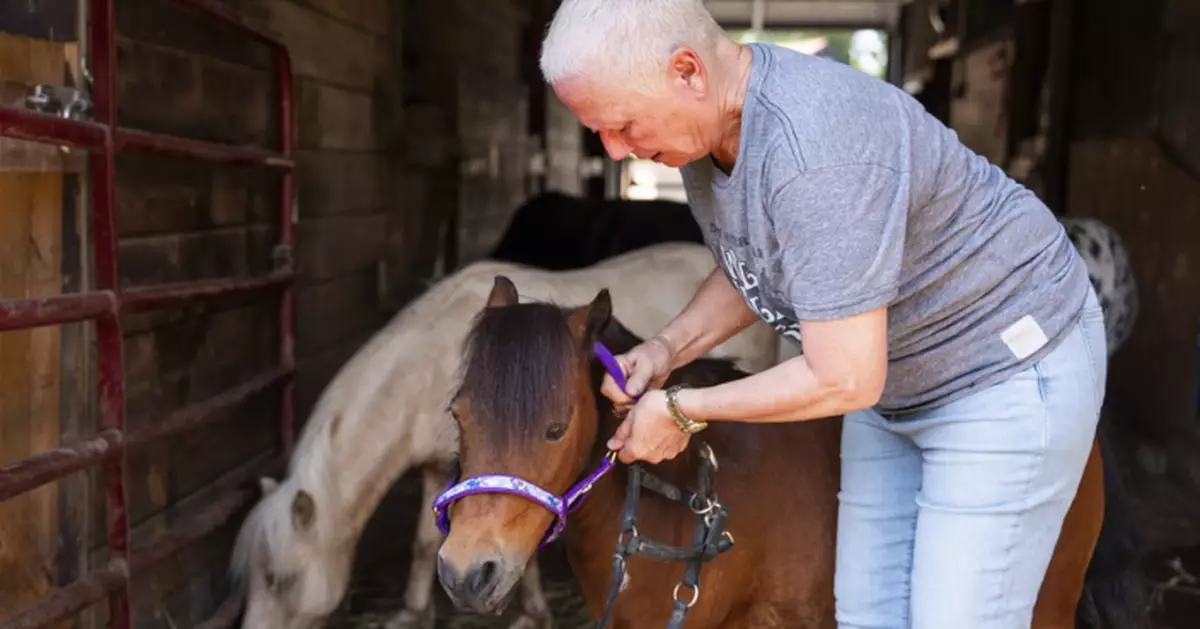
[665,385,708,434]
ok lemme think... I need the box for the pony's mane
[456,301,578,445]
[229,480,295,584]
[451,295,752,452]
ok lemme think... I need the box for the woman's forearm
[679,355,875,423]
[654,267,760,369]
[678,307,890,423]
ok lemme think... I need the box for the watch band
[665,385,708,434]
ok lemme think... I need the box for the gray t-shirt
[679,43,1091,414]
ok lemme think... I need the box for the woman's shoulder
[748,44,919,173]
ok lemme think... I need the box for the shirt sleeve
[768,163,910,321]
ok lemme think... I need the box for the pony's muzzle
[436,552,512,613]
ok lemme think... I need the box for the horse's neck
[296,320,459,538]
[329,392,451,534]
[563,450,628,567]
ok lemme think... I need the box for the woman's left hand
[606,389,690,464]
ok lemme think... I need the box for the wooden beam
[704,0,901,28]
[1042,0,1074,214]
[0,28,74,629]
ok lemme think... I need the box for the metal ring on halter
[672,582,700,608]
[617,526,639,546]
[689,494,714,515]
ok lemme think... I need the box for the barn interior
[1,0,1198,628]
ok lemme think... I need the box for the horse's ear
[587,289,612,340]
[486,275,518,308]
[568,288,612,345]
[291,489,316,531]
[258,477,279,496]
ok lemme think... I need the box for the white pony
[229,243,784,629]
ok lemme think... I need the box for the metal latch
[25,84,92,120]
[26,84,59,113]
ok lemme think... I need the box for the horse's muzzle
[436,553,513,614]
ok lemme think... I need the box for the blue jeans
[834,289,1107,629]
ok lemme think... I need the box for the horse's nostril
[471,559,499,594]
[439,554,504,605]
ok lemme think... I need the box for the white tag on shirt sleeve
[1001,314,1049,360]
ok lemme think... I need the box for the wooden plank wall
[1062,0,1200,549]
[227,0,414,420]
[446,0,532,264]
[2,0,547,625]
[96,0,403,625]
[0,25,86,629]
[76,3,282,626]
[91,0,530,625]
[73,0,415,626]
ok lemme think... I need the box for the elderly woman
[538,1,1107,628]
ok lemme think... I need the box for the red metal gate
[0,1,295,627]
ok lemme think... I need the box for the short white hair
[540,0,727,91]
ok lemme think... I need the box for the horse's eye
[544,422,568,441]
[264,571,276,588]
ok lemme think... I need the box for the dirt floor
[325,471,1200,629]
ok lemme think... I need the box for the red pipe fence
[0,1,296,627]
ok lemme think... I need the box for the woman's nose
[600,132,632,161]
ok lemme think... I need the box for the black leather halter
[596,442,735,629]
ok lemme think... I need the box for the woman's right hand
[600,335,677,414]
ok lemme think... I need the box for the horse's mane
[456,302,580,444]
[453,297,751,451]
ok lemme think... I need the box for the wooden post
[0,30,85,629]
[1042,0,1075,214]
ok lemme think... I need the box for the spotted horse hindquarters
[1060,216,1139,356]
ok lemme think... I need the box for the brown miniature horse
[435,277,1135,628]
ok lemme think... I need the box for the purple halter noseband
[432,341,633,548]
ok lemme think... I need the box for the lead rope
[596,443,734,629]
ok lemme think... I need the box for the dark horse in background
[488,192,704,270]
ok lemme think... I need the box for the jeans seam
[987,366,1051,622]
[902,508,916,629]
[1077,316,1103,411]
[837,411,919,628]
